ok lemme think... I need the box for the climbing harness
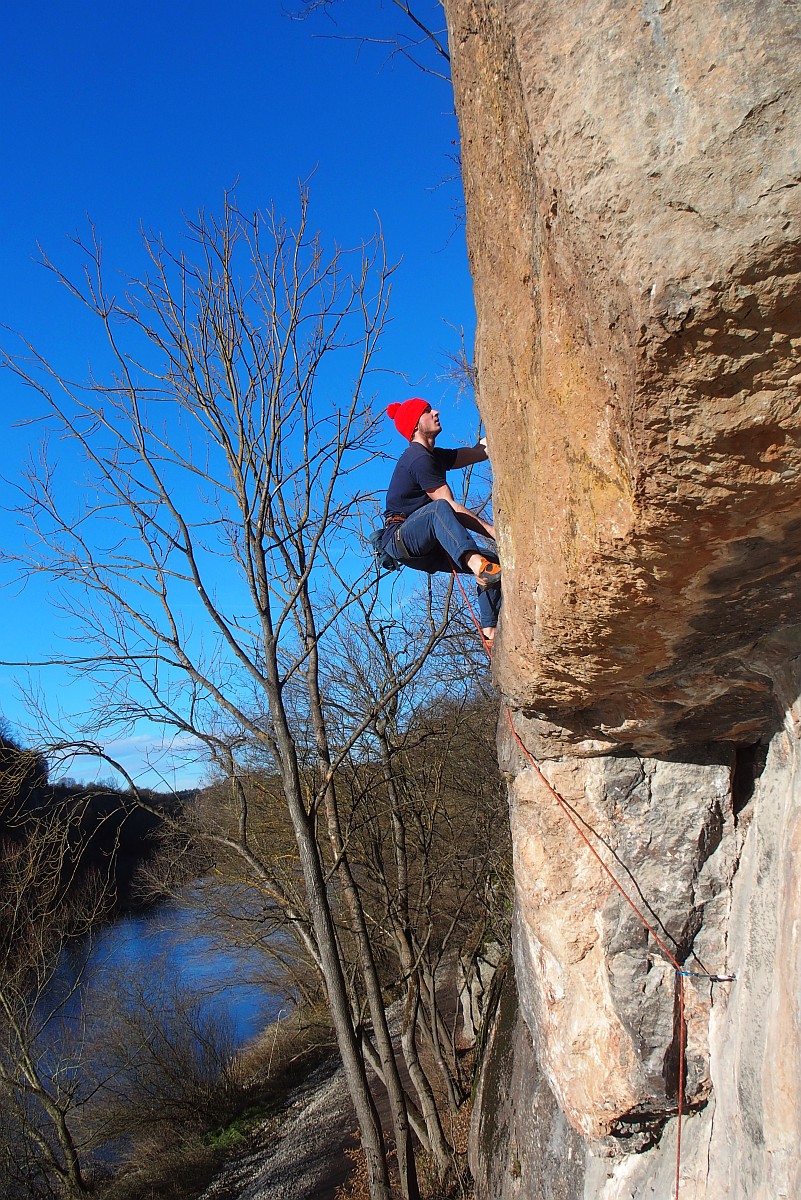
[451,570,735,1200]
[369,516,414,573]
[368,525,400,572]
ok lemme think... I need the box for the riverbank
[198,996,475,1200]
[199,1054,356,1200]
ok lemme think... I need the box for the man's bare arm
[453,440,489,468]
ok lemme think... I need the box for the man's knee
[429,498,454,522]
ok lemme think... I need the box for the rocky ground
[198,976,477,1200]
[198,1055,356,1200]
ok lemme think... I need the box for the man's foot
[475,557,502,589]
[481,626,496,650]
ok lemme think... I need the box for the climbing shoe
[475,558,502,589]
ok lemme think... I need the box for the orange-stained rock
[446,0,801,750]
[446,0,801,1195]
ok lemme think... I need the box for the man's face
[415,404,441,439]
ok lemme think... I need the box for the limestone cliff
[442,0,801,1194]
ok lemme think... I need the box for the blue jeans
[384,500,502,629]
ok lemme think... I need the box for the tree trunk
[324,813,421,1200]
[378,728,455,1175]
[304,626,420,1200]
[287,796,392,1200]
[362,1031,431,1151]
[268,705,391,1200]
[401,974,454,1179]
[419,963,462,1113]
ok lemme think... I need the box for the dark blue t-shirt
[385,443,458,519]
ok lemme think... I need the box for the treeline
[0,684,512,1200]
[0,729,194,922]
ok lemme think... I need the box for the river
[61,879,287,1039]
[36,878,291,1124]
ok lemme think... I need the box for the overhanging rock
[446,0,801,750]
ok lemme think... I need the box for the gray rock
[469,960,585,1200]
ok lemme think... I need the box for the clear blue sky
[0,0,478,785]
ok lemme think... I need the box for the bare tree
[3,190,470,1199]
[291,0,451,82]
[0,749,117,1199]
[80,957,240,1152]
[321,594,510,1156]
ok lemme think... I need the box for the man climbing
[380,396,502,644]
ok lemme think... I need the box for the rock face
[469,960,586,1200]
[504,745,735,1143]
[446,0,801,752]
[443,0,801,1195]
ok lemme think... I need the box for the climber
[380,396,502,643]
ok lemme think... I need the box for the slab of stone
[509,749,734,1140]
[469,960,585,1200]
[445,0,801,749]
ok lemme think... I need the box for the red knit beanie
[386,397,429,440]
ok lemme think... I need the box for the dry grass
[234,1002,336,1092]
[334,1100,475,1200]
[96,1002,336,1200]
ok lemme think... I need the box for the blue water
[6,879,293,1180]
[40,879,289,1060]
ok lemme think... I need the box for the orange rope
[452,570,688,1198]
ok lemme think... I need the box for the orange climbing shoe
[475,558,502,589]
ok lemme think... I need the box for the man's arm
[426,482,496,542]
[452,438,489,469]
